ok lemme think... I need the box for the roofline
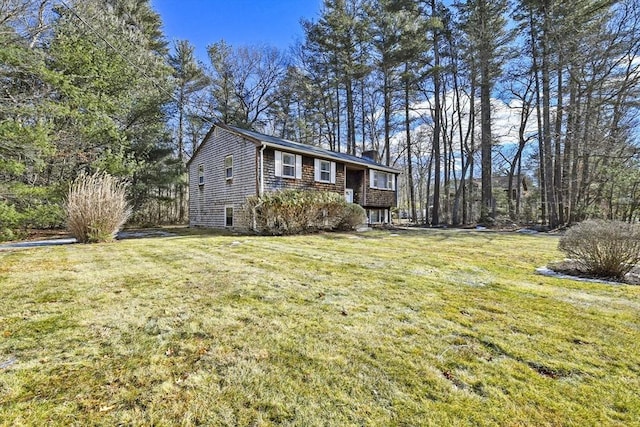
[188,122,400,174]
[258,141,399,173]
[186,124,218,166]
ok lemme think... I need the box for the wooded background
[1,0,639,238]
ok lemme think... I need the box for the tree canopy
[1,0,639,239]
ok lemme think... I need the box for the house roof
[190,122,399,174]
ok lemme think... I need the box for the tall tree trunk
[426,142,434,226]
[431,0,441,225]
[529,6,546,224]
[451,60,466,225]
[554,60,564,225]
[404,64,417,223]
[479,0,493,223]
[466,71,477,223]
[335,82,341,153]
[177,89,185,223]
[541,0,558,228]
[346,79,356,155]
[360,78,366,152]
[384,70,391,166]
[563,66,578,223]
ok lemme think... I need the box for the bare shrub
[558,220,640,279]
[65,172,131,243]
[245,190,363,235]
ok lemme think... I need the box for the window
[369,209,388,224]
[320,160,331,181]
[225,155,233,180]
[225,206,233,227]
[370,170,395,190]
[275,150,302,179]
[314,159,336,183]
[282,153,295,178]
[198,164,204,186]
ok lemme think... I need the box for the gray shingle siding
[188,123,400,229]
[188,127,257,229]
[262,148,346,194]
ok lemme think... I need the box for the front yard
[0,229,639,425]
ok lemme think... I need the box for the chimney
[361,150,379,163]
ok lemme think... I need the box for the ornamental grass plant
[65,171,131,243]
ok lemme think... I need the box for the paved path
[0,230,175,251]
[0,238,77,250]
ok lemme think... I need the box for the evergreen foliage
[245,190,366,235]
[1,0,639,233]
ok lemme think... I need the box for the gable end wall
[189,128,257,229]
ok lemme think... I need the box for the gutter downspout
[253,144,266,233]
[395,172,399,225]
[259,144,265,197]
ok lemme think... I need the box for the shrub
[336,203,366,230]
[65,172,131,243]
[558,219,640,279]
[21,204,65,229]
[0,202,21,242]
[245,190,364,235]
[11,184,65,229]
[0,201,21,229]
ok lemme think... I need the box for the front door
[345,188,354,203]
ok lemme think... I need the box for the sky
[151,0,322,60]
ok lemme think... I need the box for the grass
[1,229,639,426]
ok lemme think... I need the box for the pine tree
[456,0,510,223]
[168,39,209,222]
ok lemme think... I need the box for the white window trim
[369,170,395,190]
[275,150,302,179]
[314,158,336,184]
[224,205,233,227]
[282,152,296,178]
[198,164,204,186]
[225,155,233,181]
[369,208,389,224]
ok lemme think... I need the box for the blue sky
[151,0,322,60]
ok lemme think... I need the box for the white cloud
[394,90,538,151]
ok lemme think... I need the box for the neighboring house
[187,122,400,230]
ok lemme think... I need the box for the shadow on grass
[117,225,560,244]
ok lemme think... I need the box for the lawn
[1,229,639,426]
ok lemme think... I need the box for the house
[187,122,400,230]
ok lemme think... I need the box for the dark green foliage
[0,185,65,241]
[0,0,178,230]
[0,202,21,241]
[245,190,365,235]
[558,220,640,279]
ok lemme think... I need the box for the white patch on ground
[0,356,17,369]
[535,267,625,286]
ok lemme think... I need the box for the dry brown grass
[1,229,639,425]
